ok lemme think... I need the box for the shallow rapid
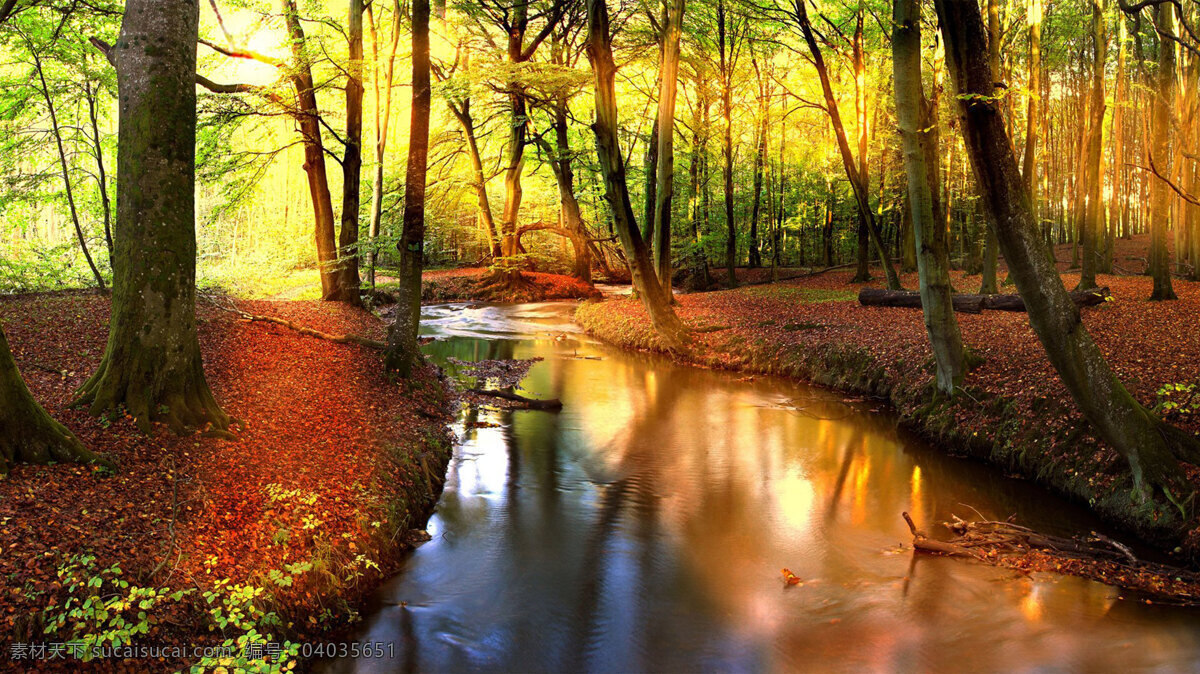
[326,300,1200,673]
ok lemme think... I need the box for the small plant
[44,555,191,661]
[1154,381,1199,418]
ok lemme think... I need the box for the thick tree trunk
[1148,4,1178,300]
[337,0,366,305]
[385,0,430,375]
[586,0,686,344]
[936,0,1200,499]
[653,0,685,295]
[76,0,229,434]
[892,0,965,396]
[1,325,106,475]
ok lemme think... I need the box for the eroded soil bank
[0,292,453,670]
[577,269,1200,560]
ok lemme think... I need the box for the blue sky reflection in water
[326,301,1200,673]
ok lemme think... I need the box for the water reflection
[326,302,1200,673]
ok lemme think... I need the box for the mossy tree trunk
[892,0,966,397]
[1,325,107,475]
[653,0,685,292]
[936,0,1200,500]
[385,0,431,375]
[75,0,229,435]
[586,0,687,345]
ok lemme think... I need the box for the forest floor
[578,241,1200,565]
[0,292,453,670]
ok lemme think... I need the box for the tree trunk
[281,0,340,301]
[76,0,229,434]
[718,0,738,288]
[366,0,402,291]
[979,0,1001,294]
[893,0,965,396]
[1077,0,1106,291]
[32,46,105,291]
[448,97,501,259]
[84,80,114,267]
[385,0,430,375]
[653,0,685,295]
[586,0,686,343]
[1,325,107,475]
[337,0,365,305]
[793,0,901,289]
[936,0,1200,499]
[539,96,593,283]
[1148,4,1177,300]
[748,57,767,269]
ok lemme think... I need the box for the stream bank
[576,270,1200,560]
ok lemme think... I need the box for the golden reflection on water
[330,303,1200,674]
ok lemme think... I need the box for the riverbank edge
[0,292,458,671]
[575,299,1197,561]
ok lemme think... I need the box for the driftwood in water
[902,511,1200,606]
[859,287,1109,313]
[468,388,563,410]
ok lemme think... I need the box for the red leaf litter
[0,292,452,653]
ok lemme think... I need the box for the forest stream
[323,300,1200,673]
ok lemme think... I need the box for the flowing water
[326,301,1200,673]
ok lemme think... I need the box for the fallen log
[468,388,563,410]
[858,287,1109,313]
[858,288,985,314]
[982,287,1110,311]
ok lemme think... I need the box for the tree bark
[76,0,229,434]
[367,0,402,291]
[718,0,738,288]
[336,0,366,305]
[31,45,105,292]
[979,0,1001,294]
[1,325,109,474]
[281,0,341,301]
[586,0,686,344]
[1077,0,1106,291]
[936,0,1200,500]
[748,56,767,269]
[1148,4,1178,300]
[892,0,966,396]
[385,0,431,375]
[792,0,901,290]
[653,0,685,295]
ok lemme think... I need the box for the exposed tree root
[903,511,1200,606]
[75,355,232,436]
[206,295,385,350]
